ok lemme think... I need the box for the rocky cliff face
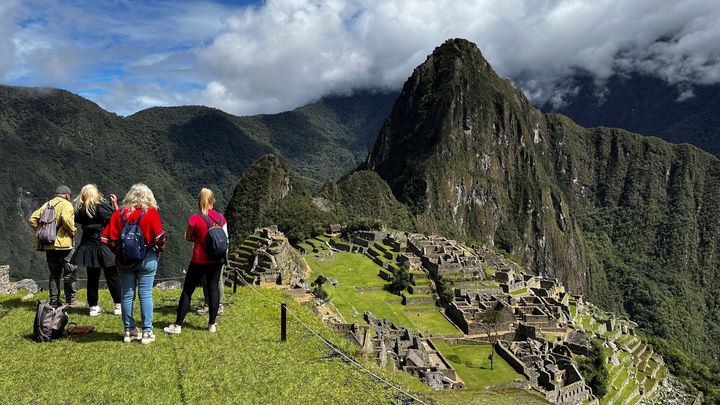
[365,39,720,365]
[366,39,589,292]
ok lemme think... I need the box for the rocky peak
[365,38,584,290]
[225,154,294,242]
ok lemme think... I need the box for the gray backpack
[36,202,59,245]
[33,301,69,342]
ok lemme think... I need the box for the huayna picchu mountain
[362,38,720,398]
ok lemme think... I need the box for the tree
[311,275,330,302]
[576,339,609,398]
[385,260,413,294]
[478,305,514,370]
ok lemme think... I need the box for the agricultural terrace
[432,340,526,389]
[305,251,460,335]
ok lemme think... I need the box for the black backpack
[201,213,228,260]
[120,210,147,263]
[33,301,69,342]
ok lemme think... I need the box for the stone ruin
[0,265,40,298]
[226,226,310,292]
[406,234,482,279]
[335,312,464,390]
[497,337,598,404]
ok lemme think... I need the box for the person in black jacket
[71,184,121,316]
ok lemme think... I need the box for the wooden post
[280,303,287,342]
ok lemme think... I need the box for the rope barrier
[230,268,428,405]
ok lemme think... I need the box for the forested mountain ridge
[362,39,720,392]
[0,85,396,280]
[542,73,720,157]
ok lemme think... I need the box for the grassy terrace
[373,241,395,252]
[0,288,432,404]
[432,340,526,389]
[295,242,313,252]
[306,252,460,335]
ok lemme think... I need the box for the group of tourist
[28,183,227,344]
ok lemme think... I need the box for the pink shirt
[188,209,227,264]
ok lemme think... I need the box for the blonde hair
[122,183,158,210]
[198,188,216,214]
[74,184,104,218]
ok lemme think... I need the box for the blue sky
[1,0,719,116]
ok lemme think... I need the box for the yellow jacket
[29,196,77,251]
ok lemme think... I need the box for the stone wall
[0,265,15,295]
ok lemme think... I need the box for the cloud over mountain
[1,0,719,115]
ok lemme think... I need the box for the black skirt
[71,244,116,268]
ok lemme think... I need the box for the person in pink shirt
[164,188,227,334]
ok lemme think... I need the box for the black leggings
[87,266,121,306]
[176,262,222,325]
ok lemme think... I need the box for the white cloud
[3,0,720,114]
[195,0,720,115]
[0,0,20,78]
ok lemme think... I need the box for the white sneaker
[141,331,156,345]
[123,328,140,343]
[196,305,209,315]
[218,304,224,315]
[208,324,217,333]
[89,306,105,316]
[113,305,122,315]
[163,324,182,334]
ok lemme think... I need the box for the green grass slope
[306,252,460,335]
[0,288,427,404]
[0,287,547,404]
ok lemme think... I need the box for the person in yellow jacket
[29,185,83,307]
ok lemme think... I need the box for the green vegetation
[432,340,526,388]
[0,86,395,281]
[359,38,720,400]
[649,336,720,402]
[225,155,336,244]
[0,285,549,405]
[307,252,459,335]
[576,340,609,398]
[317,170,415,230]
[543,72,720,158]
[384,260,412,294]
[311,274,330,302]
[0,288,434,404]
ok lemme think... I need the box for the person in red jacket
[164,188,226,334]
[101,183,166,344]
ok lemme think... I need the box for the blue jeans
[118,250,157,332]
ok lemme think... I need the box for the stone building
[497,338,598,404]
[364,313,464,390]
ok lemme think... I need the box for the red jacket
[101,208,166,253]
[188,210,227,264]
